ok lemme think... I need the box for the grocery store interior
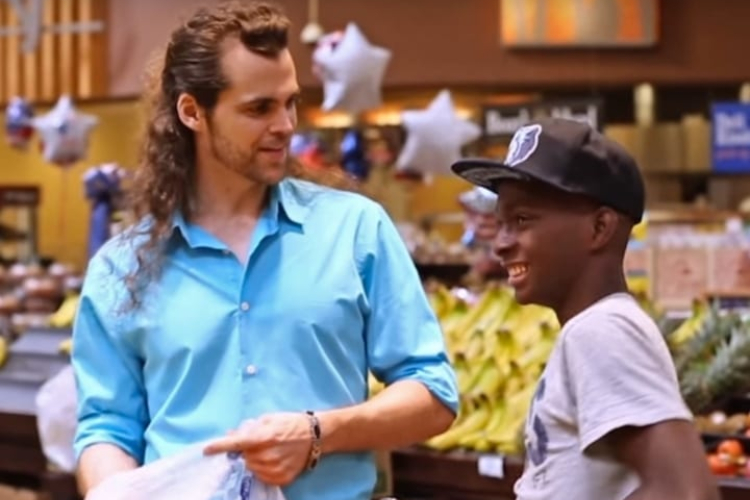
[1,0,750,499]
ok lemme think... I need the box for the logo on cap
[505,124,542,167]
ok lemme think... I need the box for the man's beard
[210,131,253,177]
[210,134,288,184]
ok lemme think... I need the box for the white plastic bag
[34,365,285,500]
[35,364,78,472]
[85,443,286,500]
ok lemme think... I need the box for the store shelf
[392,447,523,500]
[391,447,750,500]
[40,471,79,500]
[415,262,471,286]
[719,478,750,499]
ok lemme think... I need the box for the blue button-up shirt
[72,177,458,500]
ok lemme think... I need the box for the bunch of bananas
[425,282,559,455]
[48,293,80,329]
[666,299,709,351]
[48,293,79,356]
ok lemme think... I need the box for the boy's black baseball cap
[451,118,645,223]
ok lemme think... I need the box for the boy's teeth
[508,264,528,276]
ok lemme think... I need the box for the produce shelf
[390,447,750,500]
[392,447,523,500]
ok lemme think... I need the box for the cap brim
[451,159,530,191]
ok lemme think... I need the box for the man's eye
[252,104,271,115]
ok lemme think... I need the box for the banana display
[386,282,559,455]
[665,298,709,351]
[48,293,79,356]
[49,293,80,329]
[366,283,721,457]
[0,336,7,369]
[58,337,72,355]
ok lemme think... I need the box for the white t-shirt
[514,293,693,500]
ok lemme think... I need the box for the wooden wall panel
[108,0,750,96]
[0,0,108,105]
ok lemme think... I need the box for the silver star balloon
[312,23,391,115]
[396,90,482,177]
[31,95,98,167]
[459,186,498,214]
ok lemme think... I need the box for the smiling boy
[451,118,719,500]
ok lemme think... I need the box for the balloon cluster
[3,95,98,167]
[339,129,370,181]
[395,90,481,179]
[312,23,391,115]
[291,132,330,171]
[83,163,127,259]
[5,97,35,150]
[458,187,499,249]
[311,24,480,182]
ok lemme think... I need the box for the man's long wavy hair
[123,0,356,311]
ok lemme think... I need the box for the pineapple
[673,307,740,378]
[675,309,750,414]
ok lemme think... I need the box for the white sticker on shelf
[477,454,505,479]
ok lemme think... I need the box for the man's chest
[128,235,368,366]
[189,215,258,264]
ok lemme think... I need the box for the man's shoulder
[282,177,385,219]
[86,218,154,278]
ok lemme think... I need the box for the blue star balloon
[5,96,35,150]
[83,163,127,259]
[340,129,370,181]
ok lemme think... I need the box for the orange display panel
[500,0,659,48]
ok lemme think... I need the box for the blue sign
[712,102,750,173]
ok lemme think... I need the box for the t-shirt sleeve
[561,311,693,454]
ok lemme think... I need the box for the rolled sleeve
[357,204,459,414]
[71,252,149,463]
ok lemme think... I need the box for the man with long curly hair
[70,2,458,499]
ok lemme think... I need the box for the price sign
[653,247,709,310]
[477,454,505,479]
[708,246,750,291]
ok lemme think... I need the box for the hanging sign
[482,98,603,140]
[711,102,750,174]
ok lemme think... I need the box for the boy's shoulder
[560,292,663,351]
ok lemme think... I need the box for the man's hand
[203,413,312,486]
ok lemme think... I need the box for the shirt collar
[275,178,311,226]
[170,178,311,243]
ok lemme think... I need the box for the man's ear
[176,93,205,132]
[589,207,621,252]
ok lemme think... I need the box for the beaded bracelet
[305,410,322,470]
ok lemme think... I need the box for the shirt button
[245,365,257,375]
[240,302,250,311]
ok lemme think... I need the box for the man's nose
[271,107,296,136]
[492,227,517,259]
